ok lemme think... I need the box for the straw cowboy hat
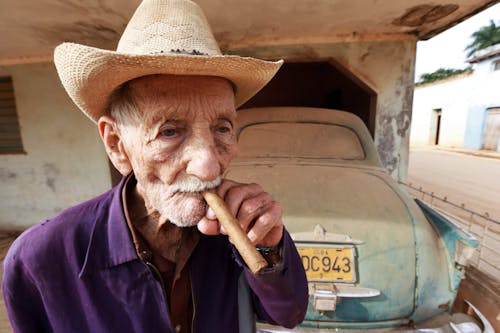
[54,0,283,123]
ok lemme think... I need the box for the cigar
[202,190,268,275]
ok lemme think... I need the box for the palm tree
[465,20,500,58]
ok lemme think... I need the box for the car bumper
[257,302,493,333]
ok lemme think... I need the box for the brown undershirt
[122,175,199,333]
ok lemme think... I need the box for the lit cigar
[202,190,268,275]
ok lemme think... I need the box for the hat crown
[117,0,221,56]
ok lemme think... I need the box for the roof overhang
[0,0,497,65]
[467,44,500,63]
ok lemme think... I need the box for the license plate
[296,244,356,283]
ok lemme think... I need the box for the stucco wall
[411,58,500,150]
[464,57,500,150]
[0,63,111,229]
[411,74,473,148]
[0,40,417,229]
[230,39,416,182]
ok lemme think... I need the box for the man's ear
[98,116,133,176]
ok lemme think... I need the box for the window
[0,76,24,154]
[493,60,500,71]
[238,122,365,160]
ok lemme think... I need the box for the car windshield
[237,122,365,160]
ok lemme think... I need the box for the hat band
[148,48,209,56]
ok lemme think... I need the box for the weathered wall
[411,74,473,148]
[230,39,416,182]
[0,40,417,230]
[0,63,111,229]
[411,58,500,150]
[464,54,500,150]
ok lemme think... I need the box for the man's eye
[161,128,177,137]
[217,126,231,134]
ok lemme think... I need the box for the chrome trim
[465,300,494,333]
[257,323,483,333]
[257,302,494,332]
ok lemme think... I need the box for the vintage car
[226,107,492,332]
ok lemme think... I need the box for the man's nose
[185,135,221,182]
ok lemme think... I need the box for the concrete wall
[411,56,500,151]
[0,39,417,229]
[411,73,473,148]
[464,55,500,150]
[230,39,416,182]
[0,63,111,229]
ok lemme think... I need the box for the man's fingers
[216,181,262,217]
[198,209,227,236]
[203,179,284,247]
[247,202,284,246]
[236,192,274,231]
[197,217,220,235]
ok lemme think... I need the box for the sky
[415,2,500,80]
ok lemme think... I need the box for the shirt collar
[121,173,200,267]
[79,174,138,277]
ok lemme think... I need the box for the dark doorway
[430,108,442,145]
[240,61,377,136]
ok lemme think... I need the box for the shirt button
[175,325,181,332]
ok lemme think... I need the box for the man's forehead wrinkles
[139,103,182,127]
[129,78,236,129]
[154,106,185,122]
[147,105,234,125]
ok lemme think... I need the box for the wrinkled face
[118,75,237,227]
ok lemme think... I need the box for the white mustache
[168,175,222,194]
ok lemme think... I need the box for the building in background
[411,43,500,151]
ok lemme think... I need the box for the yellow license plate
[297,245,356,282]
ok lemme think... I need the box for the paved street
[407,147,500,222]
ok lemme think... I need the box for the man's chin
[158,192,207,228]
[169,219,199,228]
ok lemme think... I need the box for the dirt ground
[408,146,500,222]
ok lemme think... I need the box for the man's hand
[197,179,284,247]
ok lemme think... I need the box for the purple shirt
[2,178,308,332]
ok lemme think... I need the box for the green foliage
[465,20,500,57]
[417,67,472,85]
[416,20,499,85]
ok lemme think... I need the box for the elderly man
[2,0,308,332]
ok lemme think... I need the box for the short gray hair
[107,81,141,127]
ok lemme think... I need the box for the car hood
[227,162,416,322]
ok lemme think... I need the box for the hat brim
[54,43,283,123]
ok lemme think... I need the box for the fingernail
[206,207,216,219]
[247,230,257,243]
